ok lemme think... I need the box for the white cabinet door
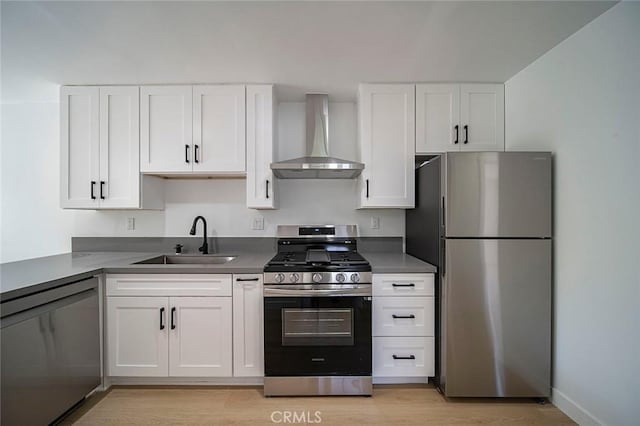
[460,84,504,151]
[99,86,140,208]
[168,297,232,377]
[107,296,169,377]
[60,86,100,208]
[246,85,276,209]
[193,85,245,174]
[416,84,460,153]
[358,84,415,208]
[140,86,193,173]
[232,274,264,377]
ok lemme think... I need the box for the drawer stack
[372,273,435,382]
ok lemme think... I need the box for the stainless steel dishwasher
[1,277,101,425]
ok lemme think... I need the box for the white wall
[1,99,403,263]
[505,3,640,425]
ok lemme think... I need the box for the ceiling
[1,1,617,102]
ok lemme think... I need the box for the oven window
[282,308,354,346]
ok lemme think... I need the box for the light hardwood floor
[62,385,575,425]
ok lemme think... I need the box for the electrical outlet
[126,217,135,231]
[371,217,380,230]
[252,217,264,230]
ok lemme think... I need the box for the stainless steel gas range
[263,225,372,396]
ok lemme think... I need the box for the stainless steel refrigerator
[406,152,552,398]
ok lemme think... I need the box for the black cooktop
[264,238,371,272]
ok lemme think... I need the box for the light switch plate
[252,217,264,230]
[371,216,380,230]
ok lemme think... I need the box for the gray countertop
[361,252,437,274]
[1,250,436,302]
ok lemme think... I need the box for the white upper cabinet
[460,84,504,151]
[246,85,277,209]
[140,86,193,173]
[99,87,141,208]
[193,85,246,174]
[358,84,415,209]
[416,84,460,153]
[61,86,100,208]
[61,86,163,210]
[416,83,504,153]
[141,85,247,176]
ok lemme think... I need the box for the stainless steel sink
[135,255,236,265]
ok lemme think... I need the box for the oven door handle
[264,286,371,297]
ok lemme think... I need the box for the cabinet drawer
[373,274,434,296]
[106,274,232,297]
[373,337,435,377]
[373,297,434,337]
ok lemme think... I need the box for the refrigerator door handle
[441,239,446,277]
[441,197,446,229]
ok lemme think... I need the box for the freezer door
[445,152,552,238]
[441,239,551,397]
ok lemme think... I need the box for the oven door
[264,287,371,377]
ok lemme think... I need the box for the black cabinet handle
[454,125,459,144]
[100,181,105,200]
[392,283,415,287]
[185,145,190,163]
[194,145,199,163]
[464,125,468,144]
[236,277,260,282]
[170,307,176,330]
[90,181,96,200]
[393,355,416,360]
[266,179,270,199]
[160,307,165,330]
[366,179,370,198]
[392,314,416,319]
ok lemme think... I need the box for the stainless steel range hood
[271,94,364,179]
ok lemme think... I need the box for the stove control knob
[335,273,346,283]
[350,273,360,283]
[274,273,285,284]
[312,273,323,283]
[290,273,300,283]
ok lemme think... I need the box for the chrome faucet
[189,216,208,254]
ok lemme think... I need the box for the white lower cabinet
[107,296,169,377]
[106,274,232,378]
[372,273,435,383]
[232,274,264,377]
[373,337,435,377]
[169,297,232,377]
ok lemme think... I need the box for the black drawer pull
[454,125,459,144]
[90,181,96,200]
[393,355,416,360]
[391,283,415,287]
[170,307,176,330]
[185,145,190,163]
[100,181,105,200]
[266,179,270,199]
[366,179,370,198]
[236,278,260,282]
[159,307,165,330]
[392,314,415,319]
[194,144,199,163]
[464,125,468,144]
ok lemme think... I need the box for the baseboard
[372,377,430,385]
[108,377,264,386]
[552,388,604,426]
